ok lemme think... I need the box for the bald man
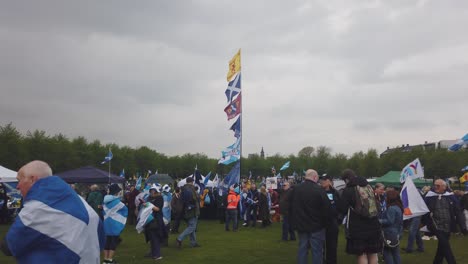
[1,160,104,264]
[290,169,331,264]
[423,179,460,264]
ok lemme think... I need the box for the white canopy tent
[0,165,18,183]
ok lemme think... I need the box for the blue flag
[203,171,212,186]
[6,176,105,263]
[462,165,468,172]
[101,149,113,164]
[136,175,142,190]
[119,169,125,178]
[225,72,241,102]
[103,195,128,236]
[223,161,241,189]
[449,133,468,151]
[280,161,290,171]
[230,116,241,138]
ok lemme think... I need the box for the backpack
[353,185,378,218]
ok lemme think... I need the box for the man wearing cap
[103,184,128,264]
[176,177,201,248]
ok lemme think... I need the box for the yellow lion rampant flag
[227,49,241,82]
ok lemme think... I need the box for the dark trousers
[171,213,182,233]
[217,208,226,223]
[433,230,456,264]
[225,209,238,230]
[246,205,257,226]
[281,215,296,240]
[148,230,161,258]
[127,208,137,225]
[324,222,339,264]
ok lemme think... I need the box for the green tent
[370,171,432,189]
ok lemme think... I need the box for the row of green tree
[1,123,467,180]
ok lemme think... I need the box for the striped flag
[6,176,104,263]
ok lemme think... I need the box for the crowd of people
[1,160,467,264]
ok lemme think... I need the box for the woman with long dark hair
[380,189,403,264]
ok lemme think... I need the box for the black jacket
[290,179,331,233]
[337,176,381,240]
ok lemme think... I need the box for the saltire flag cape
[227,49,241,81]
[224,93,242,120]
[448,133,468,151]
[103,195,128,236]
[230,116,241,138]
[162,191,172,225]
[6,176,104,264]
[400,177,429,220]
[101,149,113,164]
[225,72,241,102]
[280,161,290,171]
[400,158,424,183]
[136,202,155,233]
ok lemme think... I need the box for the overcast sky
[1,0,468,159]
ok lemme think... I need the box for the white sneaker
[431,236,438,240]
[421,235,430,240]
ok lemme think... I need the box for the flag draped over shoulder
[136,202,154,233]
[103,195,128,236]
[449,133,468,151]
[6,176,104,264]
[400,177,429,220]
[224,93,242,120]
[280,161,290,171]
[101,149,113,164]
[227,49,241,81]
[400,158,424,183]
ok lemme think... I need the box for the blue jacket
[380,205,403,239]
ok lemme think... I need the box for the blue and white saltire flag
[6,176,104,263]
[203,171,212,186]
[135,175,142,190]
[119,169,125,178]
[136,202,155,233]
[103,195,128,236]
[212,174,219,188]
[162,192,172,225]
[222,161,241,190]
[280,161,290,171]
[462,165,468,172]
[101,149,113,164]
[225,72,241,102]
[400,158,424,183]
[400,177,429,220]
[449,133,468,151]
[218,137,241,165]
[276,172,282,178]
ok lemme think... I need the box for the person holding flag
[103,184,128,264]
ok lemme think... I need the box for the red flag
[224,93,242,120]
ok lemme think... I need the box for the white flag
[400,158,424,183]
[400,177,429,220]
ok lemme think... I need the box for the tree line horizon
[1,123,466,181]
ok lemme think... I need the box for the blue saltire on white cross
[6,176,104,264]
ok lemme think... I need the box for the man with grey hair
[0,160,104,263]
[423,179,460,264]
[290,169,331,264]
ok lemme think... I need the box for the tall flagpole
[239,49,242,185]
[108,147,111,187]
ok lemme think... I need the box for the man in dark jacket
[170,186,184,234]
[124,185,140,225]
[423,179,460,264]
[279,181,295,241]
[176,177,200,248]
[319,175,341,264]
[290,169,331,264]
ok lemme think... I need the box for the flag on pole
[101,149,113,164]
[119,169,125,178]
[224,93,242,120]
[400,158,424,183]
[271,166,276,175]
[280,161,290,171]
[203,172,212,186]
[230,116,241,138]
[227,49,241,81]
[448,133,468,151]
[218,137,241,165]
[225,73,241,102]
[222,161,241,188]
[400,177,429,220]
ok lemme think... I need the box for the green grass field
[0,220,467,263]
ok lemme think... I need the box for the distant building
[260,147,265,159]
[380,139,463,157]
